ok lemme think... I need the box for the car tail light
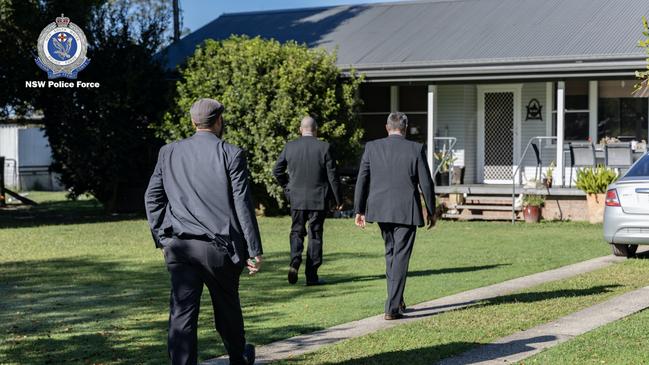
[605,189,621,207]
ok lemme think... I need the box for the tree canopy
[0,0,172,212]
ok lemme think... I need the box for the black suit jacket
[144,131,263,263]
[353,134,436,227]
[273,136,342,210]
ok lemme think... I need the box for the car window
[625,154,649,177]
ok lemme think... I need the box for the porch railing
[511,136,557,223]
[432,137,457,178]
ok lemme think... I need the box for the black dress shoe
[288,267,298,285]
[306,278,326,286]
[384,312,404,320]
[242,343,255,365]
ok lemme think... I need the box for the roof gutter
[339,58,646,82]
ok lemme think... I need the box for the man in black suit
[145,98,262,365]
[353,112,436,320]
[273,116,342,285]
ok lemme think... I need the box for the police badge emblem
[35,14,90,79]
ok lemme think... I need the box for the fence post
[0,156,5,207]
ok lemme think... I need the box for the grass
[0,192,612,364]
[275,259,649,365]
[522,299,649,364]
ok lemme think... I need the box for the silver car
[604,152,649,257]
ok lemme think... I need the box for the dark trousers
[164,237,246,365]
[378,223,416,315]
[290,209,326,282]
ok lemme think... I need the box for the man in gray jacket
[354,112,436,320]
[145,98,262,365]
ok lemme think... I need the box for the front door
[478,85,521,184]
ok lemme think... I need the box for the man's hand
[355,213,366,229]
[426,209,438,230]
[246,255,263,275]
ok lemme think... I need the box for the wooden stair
[443,194,522,221]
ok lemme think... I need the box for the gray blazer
[273,136,341,210]
[353,134,436,227]
[144,131,263,263]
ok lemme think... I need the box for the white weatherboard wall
[437,85,477,183]
[0,124,61,190]
[18,128,53,167]
[520,82,556,182]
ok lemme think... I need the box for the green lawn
[275,260,649,365]
[522,299,649,364]
[0,192,611,364]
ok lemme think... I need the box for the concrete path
[438,285,649,365]
[202,255,624,364]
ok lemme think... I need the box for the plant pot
[436,172,450,186]
[586,193,606,224]
[543,178,553,189]
[523,205,541,223]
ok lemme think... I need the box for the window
[598,98,648,141]
[398,85,428,143]
[551,81,590,141]
[598,80,648,142]
[358,84,390,142]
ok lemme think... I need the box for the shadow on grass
[407,285,621,318]
[279,336,558,365]
[0,254,371,364]
[0,198,143,228]
[329,264,511,285]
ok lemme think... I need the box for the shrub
[523,194,545,207]
[575,166,618,194]
[159,35,363,211]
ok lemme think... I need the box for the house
[0,123,62,191]
[161,0,649,220]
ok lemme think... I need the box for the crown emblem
[55,14,70,27]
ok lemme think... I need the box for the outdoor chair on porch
[567,142,596,187]
[530,143,542,182]
[605,142,634,175]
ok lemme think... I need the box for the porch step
[443,213,521,221]
[453,204,521,211]
[464,196,515,205]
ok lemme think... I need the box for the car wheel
[612,244,638,258]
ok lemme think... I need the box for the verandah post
[556,81,566,187]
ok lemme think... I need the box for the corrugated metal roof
[161,0,649,78]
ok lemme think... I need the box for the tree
[159,36,363,211]
[36,1,171,212]
[637,16,649,90]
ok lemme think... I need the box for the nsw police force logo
[35,14,90,79]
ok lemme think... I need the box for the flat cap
[190,98,224,126]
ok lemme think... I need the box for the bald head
[299,116,318,136]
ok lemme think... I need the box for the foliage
[522,194,545,207]
[636,16,649,91]
[159,35,364,210]
[35,1,171,212]
[434,151,457,173]
[575,166,618,194]
[544,161,556,181]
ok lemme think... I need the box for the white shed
[0,124,63,191]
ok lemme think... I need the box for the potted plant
[575,166,618,224]
[543,161,555,189]
[434,152,456,186]
[522,194,544,223]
